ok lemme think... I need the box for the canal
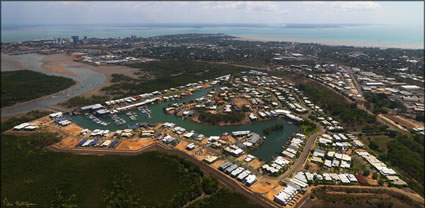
[72,87,300,161]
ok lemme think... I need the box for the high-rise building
[71,36,79,44]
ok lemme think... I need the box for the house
[186,143,195,150]
[246,133,261,145]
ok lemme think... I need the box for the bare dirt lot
[62,123,85,136]
[115,138,156,150]
[250,177,283,201]
[378,114,408,131]
[386,114,424,129]
[233,97,250,108]
[56,136,80,148]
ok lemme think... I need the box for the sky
[1,1,424,26]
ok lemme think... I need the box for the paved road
[278,127,325,180]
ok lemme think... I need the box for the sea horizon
[1,23,424,49]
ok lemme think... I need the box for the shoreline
[39,53,143,98]
[233,35,424,50]
[41,56,80,77]
[0,80,80,115]
[1,52,143,117]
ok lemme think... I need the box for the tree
[103,172,145,208]
[363,170,370,177]
[201,175,219,195]
[373,172,379,180]
[369,141,379,151]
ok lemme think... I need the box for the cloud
[331,2,380,11]
[202,2,288,14]
[300,2,326,5]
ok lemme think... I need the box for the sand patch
[41,53,146,97]
[386,114,424,129]
[233,97,250,109]
[62,123,85,136]
[57,136,80,148]
[115,138,155,150]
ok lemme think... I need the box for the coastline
[0,53,143,116]
[233,35,424,50]
[39,53,143,98]
[0,79,80,114]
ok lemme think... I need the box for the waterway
[1,54,105,116]
[71,87,299,161]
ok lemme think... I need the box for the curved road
[278,127,325,180]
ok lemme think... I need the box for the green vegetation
[1,110,51,132]
[363,170,370,177]
[415,112,424,122]
[297,81,376,125]
[110,73,138,83]
[103,172,144,208]
[372,172,379,180]
[187,189,262,208]
[201,175,219,195]
[198,111,245,125]
[361,129,424,195]
[364,93,406,114]
[101,61,247,97]
[263,123,284,134]
[311,186,422,208]
[299,120,319,136]
[369,140,379,151]
[60,95,109,108]
[1,132,262,207]
[1,70,75,107]
[295,77,423,195]
[385,136,424,194]
[361,125,392,135]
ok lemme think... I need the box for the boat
[111,114,126,125]
[126,111,137,121]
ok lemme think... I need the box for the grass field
[1,133,263,208]
[1,70,75,107]
[360,135,394,154]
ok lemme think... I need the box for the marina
[71,86,300,161]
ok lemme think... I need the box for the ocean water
[1,24,423,49]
